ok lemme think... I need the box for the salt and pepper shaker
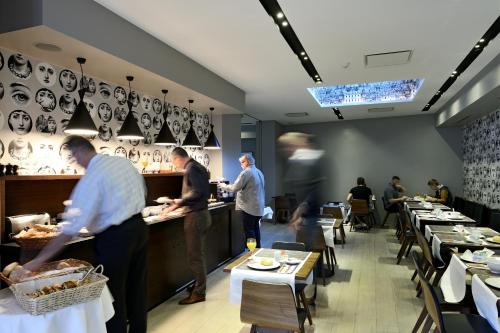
[0,164,4,176]
[5,164,13,176]
[12,165,19,175]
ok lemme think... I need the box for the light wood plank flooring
[147,222,423,333]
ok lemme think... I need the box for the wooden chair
[414,224,445,296]
[240,280,307,333]
[274,196,292,224]
[322,207,346,245]
[381,196,399,227]
[350,199,372,231]
[410,251,471,332]
[414,254,495,333]
[272,241,312,325]
[396,208,416,264]
[296,224,331,286]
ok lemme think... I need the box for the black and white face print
[99,146,112,156]
[181,107,188,121]
[8,54,32,79]
[98,124,113,142]
[153,149,162,163]
[35,114,57,134]
[0,110,4,130]
[203,153,210,167]
[114,86,127,105]
[144,132,152,145]
[129,91,140,107]
[99,82,111,99]
[152,98,162,114]
[0,139,4,159]
[59,69,77,92]
[8,137,33,160]
[181,121,190,134]
[35,63,56,87]
[141,95,151,111]
[172,120,181,136]
[8,110,32,135]
[141,113,151,129]
[0,82,3,100]
[60,119,70,133]
[35,88,56,112]
[0,51,4,71]
[10,82,31,106]
[59,94,77,114]
[196,126,203,139]
[114,106,127,122]
[84,98,97,117]
[204,127,210,139]
[98,103,112,122]
[114,146,127,158]
[128,147,140,163]
[153,115,163,130]
[129,139,140,146]
[203,114,210,127]
[81,76,96,97]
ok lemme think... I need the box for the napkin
[462,248,495,262]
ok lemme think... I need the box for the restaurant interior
[0,1,499,332]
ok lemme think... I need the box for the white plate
[465,236,483,243]
[460,255,488,263]
[247,259,281,270]
[286,258,302,265]
[485,277,500,289]
[487,237,500,244]
[155,197,173,204]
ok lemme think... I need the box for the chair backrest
[414,225,434,267]
[240,280,300,331]
[351,199,369,215]
[412,251,446,332]
[296,224,326,252]
[463,200,475,218]
[472,203,485,225]
[322,206,343,219]
[453,196,464,213]
[274,196,291,210]
[488,211,500,233]
[272,241,306,252]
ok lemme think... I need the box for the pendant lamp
[204,107,221,149]
[155,89,177,146]
[116,76,144,140]
[64,57,98,136]
[182,99,202,148]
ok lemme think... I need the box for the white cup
[455,224,464,232]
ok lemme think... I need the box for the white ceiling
[94,0,500,124]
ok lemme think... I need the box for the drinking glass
[141,159,149,173]
[246,238,257,252]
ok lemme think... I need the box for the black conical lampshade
[155,123,176,146]
[65,88,98,136]
[204,107,221,149]
[183,120,202,148]
[117,76,143,140]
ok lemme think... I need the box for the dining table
[412,210,476,232]
[223,248,319,304]
[404,201,451,214]
[431,232,500,265]
[425,225,499,242]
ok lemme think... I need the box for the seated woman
[426,179,452,206]
[346,177,373,228]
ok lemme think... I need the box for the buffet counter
[0,202,244,309]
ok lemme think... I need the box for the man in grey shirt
[383,175,408,212]
[219,154,265,247]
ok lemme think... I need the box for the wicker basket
[11,234,57,250]
[10,266,108,315]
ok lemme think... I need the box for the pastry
[261,258,273,266]
[2,262,20,277]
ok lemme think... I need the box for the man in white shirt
[219,154,265,247]
[25,135,148,333]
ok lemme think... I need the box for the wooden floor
[147,221,423,333]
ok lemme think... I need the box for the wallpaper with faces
[0,48,216,175]
[463,109,500,209]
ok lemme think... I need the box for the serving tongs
[77,264,104,286]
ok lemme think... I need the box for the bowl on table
[487,258,500,274]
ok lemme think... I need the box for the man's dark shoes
[178,292,205,305]
[186,284,195,294]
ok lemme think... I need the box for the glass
[246,238,257,252]
[141,159,149,173]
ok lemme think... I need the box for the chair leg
[250,324,257,333]
[318,253,326,286]
[300,290,313,325]
[432,270,444,287]
[396,238,409,264]
[422,316,433,332]
[329,247,337,266]
[411,269,418,281]
[405,239,415,258]
[324,249,332,271]
[412,307,428,333]
[340,225,346,245]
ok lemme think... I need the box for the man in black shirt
[347,177,373,204]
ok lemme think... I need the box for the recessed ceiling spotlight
[314,74,319,78]
[452,70,457,74]
[34,42,62,52]
[316,80,322,85]
[303,56,308,60]
[475,44,480,48]
[276,12,284,19]
[282,21,288,27]
[479,38,485,43]
[300,51,306,56]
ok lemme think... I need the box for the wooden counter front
[0,203,244,309]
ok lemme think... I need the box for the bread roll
[2,262,20,277]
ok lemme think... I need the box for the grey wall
[259,120,283,205]
[220,114,241,183]
[285,115,463,212]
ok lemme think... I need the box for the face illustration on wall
[129,139,140,146]
[152,98,162,114]
[8,53,32,79]
[128,148,140,163]
[8,110,32,135]
[0,82,3,100]
[144,132,152,145]
[181,107,188,121]
[203,153,210,167]
[141,95,151,111]
[59,69,77,92]
[35,63,56,87]
[0,110,4,130]
[0,51,3,71]
[153,150,162,163]
[35,88,56,112]
[182,121,189,134]
[166,103,172,117]
[114,106,127,122]
[172,120,181,136]
[98,124,113,142]
[141,113,151,129]
[99,82,111,99]
[142,151,151,162]
[99,146,112,156]
[0,139,4,159]
[114,146,127,158]
[98,103,112,122]
[203,114,210,127]
[129,91,140,107]
[59,143,75,165]
[204,127,210,139]
[196,126,203,139]
[35,114,57,134]
[114,86,127,105]
[84,98,97,117]
[59,94,77,114]
[10,82,32,106]
[60,119,70,133]
[153,115,163,130]
[8,137,33,160]
[80,76,96,97]
[173,106,180,118]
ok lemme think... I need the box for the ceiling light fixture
[479,38,485,43]
[300,51,306,56]
[303,56,308,60]
[116,76,144,140]
[276,12,284,19]
[182,100,202,148]
[155,89,177,146]
[64,57,98,136]
[204,107,221,150]
[281,21,288,27]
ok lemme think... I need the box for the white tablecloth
[472,275,500,332]
[0,285,114,333]
[440,254,467,303]
[229,249,313,304]
[431,234,445,264]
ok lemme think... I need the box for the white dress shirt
[62,154,146,236]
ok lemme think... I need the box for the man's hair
[392,176,400,181]
[171,147,189,158]
[240,154,255,165]
[357,177,365,186]
[427,179,439,186]
[62,135,95,152]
